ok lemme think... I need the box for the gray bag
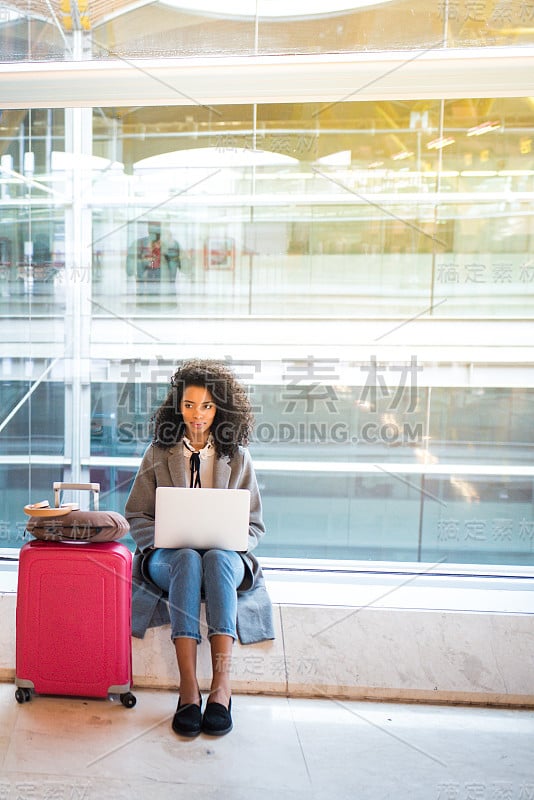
[24,482,129,543]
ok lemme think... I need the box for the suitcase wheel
[120,692,137,708]
[15,688,32,704]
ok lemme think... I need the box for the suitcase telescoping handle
[53,482,100,511]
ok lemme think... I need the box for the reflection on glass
[87,99,534,320]
[0,109,66,317]
[0,382,64,456]
[429,388,534,465]
[254,470,423,560]
[421,477,534,566]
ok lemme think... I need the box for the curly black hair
[151,359,254,459]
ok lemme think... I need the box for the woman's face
[180,385,216,446]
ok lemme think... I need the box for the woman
[125,359,274,738]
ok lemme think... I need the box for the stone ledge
[2,590,534,707]
[131,602,534,707]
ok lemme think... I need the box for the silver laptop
[154,487,250,552]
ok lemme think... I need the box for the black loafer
[172,698,202,737]
[201,698,233,736]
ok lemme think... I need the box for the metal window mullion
[64,82,93,484]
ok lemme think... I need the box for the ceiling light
[391,150,413,161]
[427,136,455,150]
[460,170,498,177]
[316,150,351,166]
[498,169,534,176]
[466,121,501,136]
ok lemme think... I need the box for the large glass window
[0,62,532,568]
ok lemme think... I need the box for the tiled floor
[1,683,533,800]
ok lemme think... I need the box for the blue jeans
[147,548,245,643]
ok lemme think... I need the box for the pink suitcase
[15,540,136,707]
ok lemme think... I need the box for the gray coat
[125,442,275,644]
